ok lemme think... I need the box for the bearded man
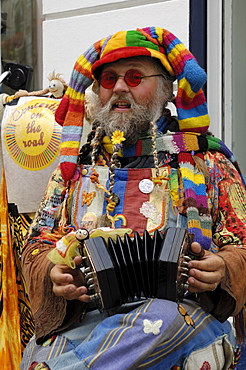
[21,27,246,370]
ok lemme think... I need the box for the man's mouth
[112,100,131,111]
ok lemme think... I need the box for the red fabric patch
[123,168,151,233]
[135,140,142,156]
[55,95,69,125]
[60,162,77,182]
[200,361,211,370]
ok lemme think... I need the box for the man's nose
[112,76,130,94]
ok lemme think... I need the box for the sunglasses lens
[99,70,142,89]
[100,71,117,89]
[125,70,142,87]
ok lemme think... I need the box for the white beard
[94,94,164,145]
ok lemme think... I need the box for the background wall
[42,0,189,86]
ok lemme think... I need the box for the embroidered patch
[200,361,211,370]
[82,190,96,206]
[140,201,162,225]
[29,362,50,370]
[143,319,163,335]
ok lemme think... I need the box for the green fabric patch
[126,30,159,51]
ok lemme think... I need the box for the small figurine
[47,71,68,99]
[47,228,89,269]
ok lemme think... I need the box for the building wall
[42,0,190,86]
[41,0,246,178]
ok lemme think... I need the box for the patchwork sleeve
[215,157,246,315]
[21,166,86,343]
[199,152,246,320]
[209,152,246,248]
[218,245,246,316]
[21,239,87,343]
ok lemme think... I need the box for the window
[1,0,42,94]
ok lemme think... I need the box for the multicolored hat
[55,27,210,181]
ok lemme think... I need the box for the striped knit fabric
[177,152,212,249]
[55,27,210,181]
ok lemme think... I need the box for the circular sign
[4,99,62,171]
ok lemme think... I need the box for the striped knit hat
[55,27,210,181]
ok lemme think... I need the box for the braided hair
[78,120,102,164]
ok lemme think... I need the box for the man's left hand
[187,242,226,292]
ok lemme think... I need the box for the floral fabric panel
[206,152,246,249]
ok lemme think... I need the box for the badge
[139,179,154,194]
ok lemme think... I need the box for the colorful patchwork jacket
[21,130,246,342]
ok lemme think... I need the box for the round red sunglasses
[99,69,165,89]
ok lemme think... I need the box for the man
[21,27,246,370]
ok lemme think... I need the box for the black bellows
[82,227,193,312]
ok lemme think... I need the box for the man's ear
[92,80,99,94]
[161,81,173,106]
[84,90,99,124]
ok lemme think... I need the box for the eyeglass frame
[98,69,166,89]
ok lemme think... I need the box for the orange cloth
[0,170,22,369]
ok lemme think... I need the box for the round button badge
[139,179,154,194]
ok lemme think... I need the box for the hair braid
[78,120,99,164]
[91,125,106,166]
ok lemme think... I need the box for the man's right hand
[50,256,91,302]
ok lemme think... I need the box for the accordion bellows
[82,227,194,312]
